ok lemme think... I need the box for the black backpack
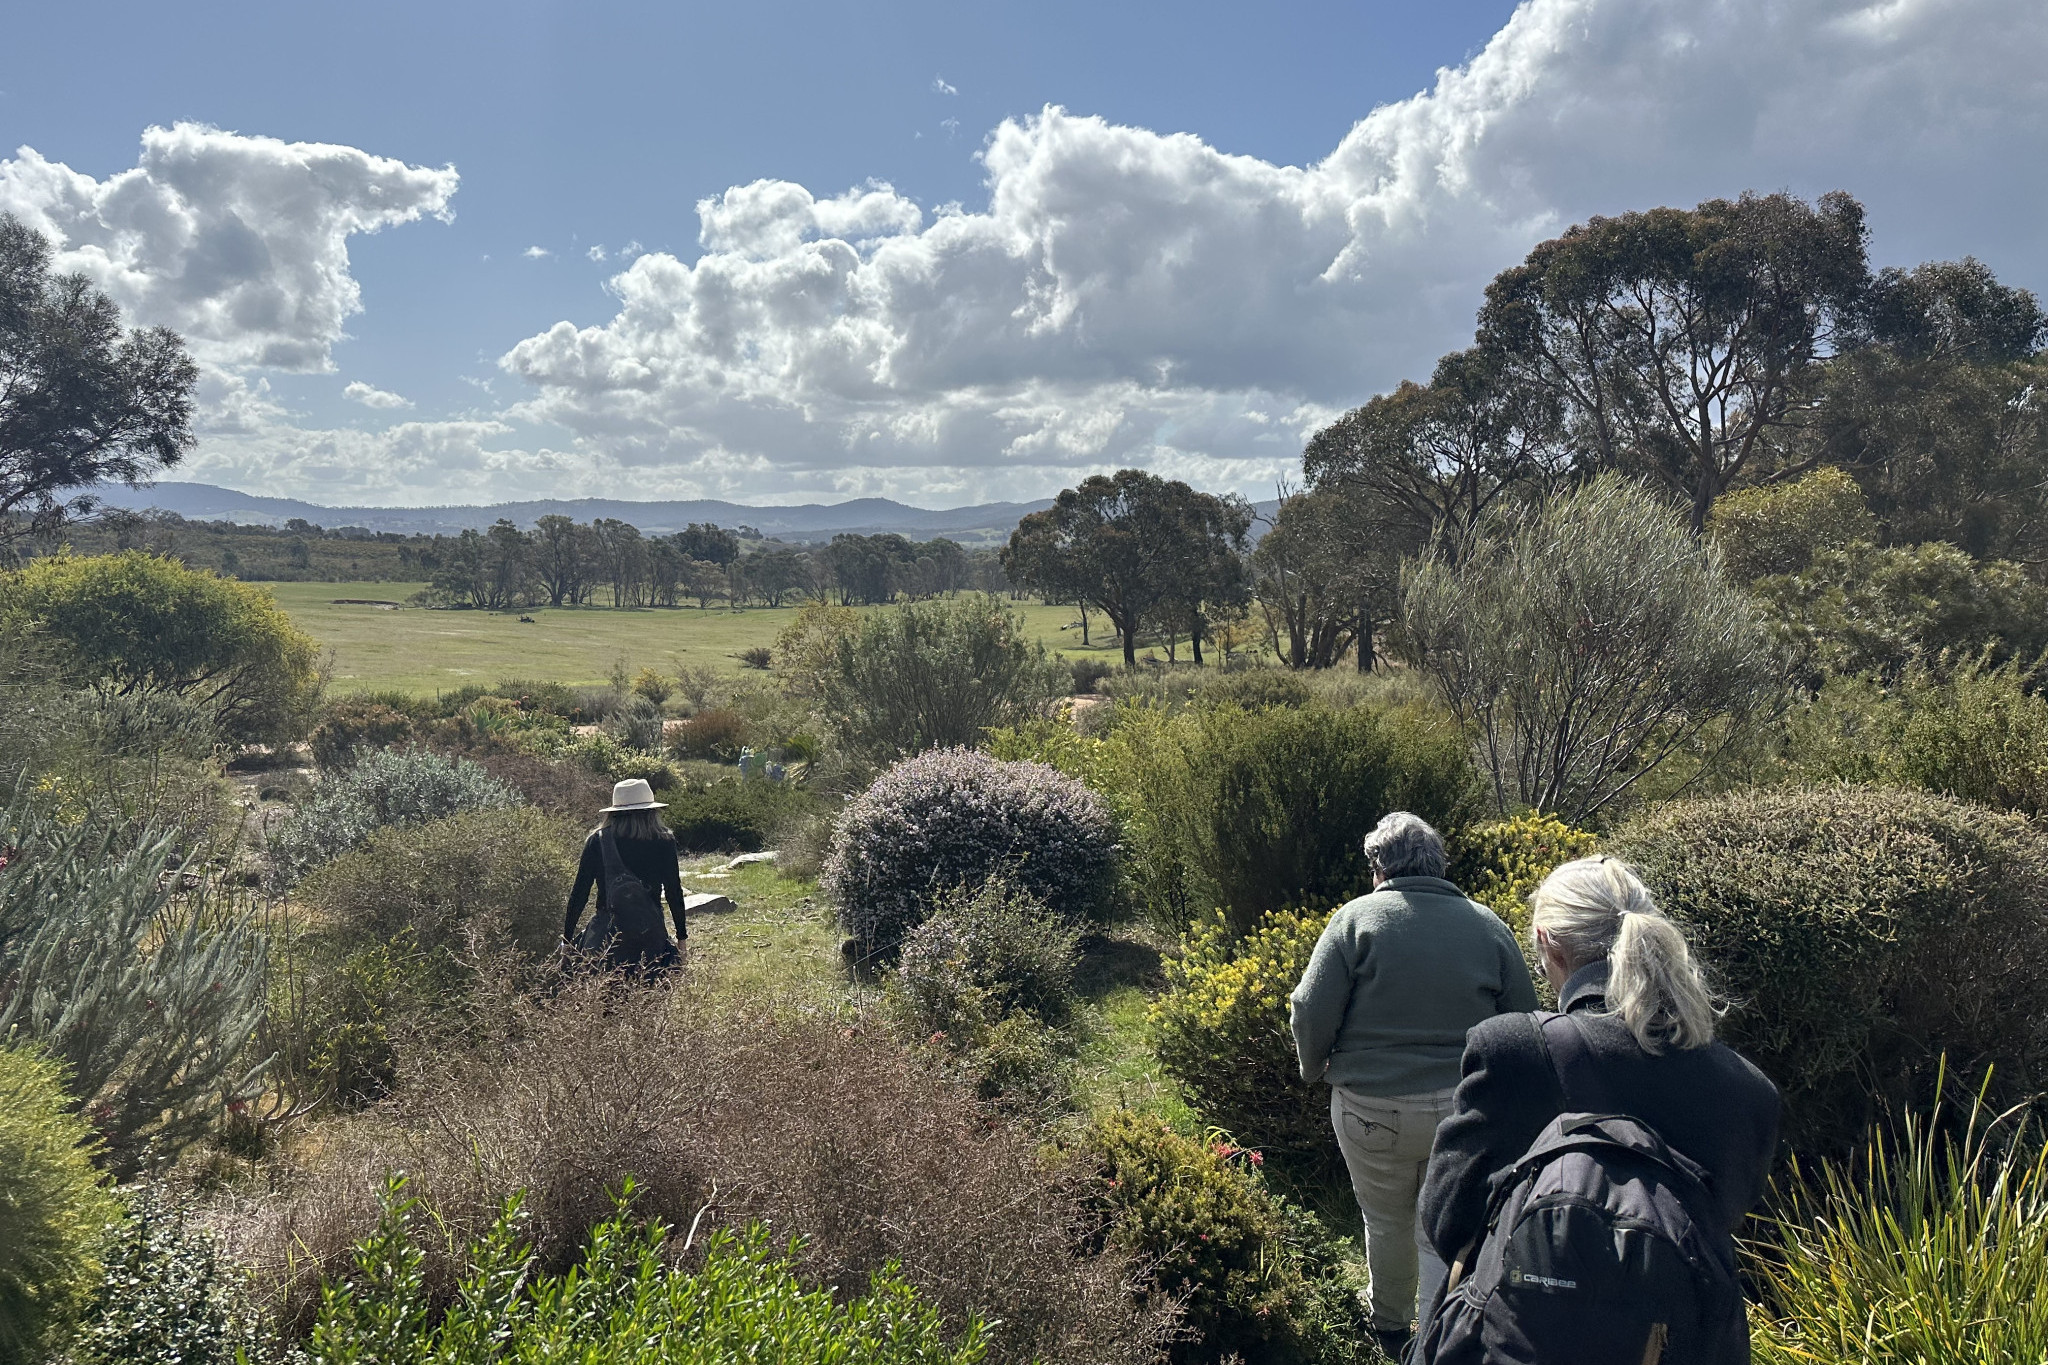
[1414,1013,1749,1365]
[576,827,667,957]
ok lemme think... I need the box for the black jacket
[1419,961,1779,1266]
[563,829,690,944]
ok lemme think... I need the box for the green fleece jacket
[1289,875,1537,1097]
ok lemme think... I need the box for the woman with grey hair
[1290,811,1538,1358]
[1415,856,1778,1362]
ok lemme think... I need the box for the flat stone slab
[684,892,735,915]
[722,851,779,869]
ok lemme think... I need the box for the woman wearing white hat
[563,777,690,971]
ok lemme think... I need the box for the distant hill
[89,482,1056,544]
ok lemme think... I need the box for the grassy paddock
[265,582,1133,697]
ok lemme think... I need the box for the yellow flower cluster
[1456,812,1599,936]
[1154,908,1328,1041]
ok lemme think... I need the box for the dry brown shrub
[209,974,1168,1365]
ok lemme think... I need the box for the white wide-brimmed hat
[602,778,667,812]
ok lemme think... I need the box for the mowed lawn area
[265,581,1127,696]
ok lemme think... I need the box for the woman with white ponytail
[1414,856,1780,1357]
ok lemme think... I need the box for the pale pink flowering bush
[823,747,1117,947]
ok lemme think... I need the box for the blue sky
[5,0,2046,507]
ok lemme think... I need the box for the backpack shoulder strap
[1537,1010,1623,1115]
[598,826,631,882]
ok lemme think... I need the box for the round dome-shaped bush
[823,747,1117,946]
[1610,784,2048,1160]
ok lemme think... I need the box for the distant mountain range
[90,482,1057,544]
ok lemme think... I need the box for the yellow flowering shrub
[1149,907,1333,1162]
[1449,812,1599,937]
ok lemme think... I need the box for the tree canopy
[0,214,198,540]
[0,552,321,743]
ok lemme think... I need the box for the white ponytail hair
[1529,856,1718,1054]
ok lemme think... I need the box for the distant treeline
[23,510,1015,609]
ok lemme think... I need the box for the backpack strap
[1536,1010,1624,1115]
[598,825,631,883]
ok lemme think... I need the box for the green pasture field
[264,581,1133,696]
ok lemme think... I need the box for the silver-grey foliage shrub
[823,747,1116,947]
[267,745,522,886]
[0,805,268,1177]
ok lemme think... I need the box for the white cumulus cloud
[523,245,551,259]
[500,0,2048,503]
[0,122,457,372]
[344,380,413,410]
[933,76,958,96]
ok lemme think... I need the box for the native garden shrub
[1402,475,1779,824]
[1079,1110,1369,1365]
[823,748,1117,948]
[311,700,418,771]
[894,882,1083,1112]
[267,746,523,886]
[0,1043,117,1362]
[1447,812,1600,937]
[0,807,269,1175]
[1708,466,1877,582]
[72,1185,276,1365]
[309,1186,988,1365]
[816,595,1067,764]
[665,777,815,853]
[219,979,1164,1365]
[1756,540,2048,685]
[1887,657,2048,816]
[1610,785,2048,1158]
[1149,908,1330,1163]
[1068,656,1114,694]
[667,707,750,761]
[604,694,667,752]
[1106,701,1475,935]
[297,808,574,960]
[0,551,323,744]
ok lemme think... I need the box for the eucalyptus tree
[0,214,198,540]
[1475,191,1870,529]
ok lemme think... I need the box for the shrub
[897,881,1081,1033]
[309,1184,988,1365]
[1708,466,1876,581]
[1756,540,2048,685]
[1748,1098,2048,1365]
[739,645,773,670]
[72,1185,274,1365]
[298,808,575,961]
[210,979,1166,1365]
[1447,812,1600,938]
[311,700,418,771]
[0,1043,118,1361]
[817,595,1068,763]
[604,695,666,752]
[1106,700,1476,935]
[0,808,269,1175]
[665,777,815,853]
[0,551,323,744]
[1068,656,1115,694]
[1079,1110,1369,1365]
[1888,656,2048,816]
[1610,785,2048,1158]
[630,666,673,704]
[267,746,524,886]
[823,748,1118,948]
[1149,908,1330,1162]
[1402,474,1779,823]
[668,707,750,762]
[459,749,614,819]
[291,938,443,1107]
[894,883,1084,1111]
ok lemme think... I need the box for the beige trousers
[1331,1084,1458,1331]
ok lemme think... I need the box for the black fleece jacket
[563,829,690,943]
[1419,961,1780,1266]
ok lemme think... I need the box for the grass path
[264,582,1133,697]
